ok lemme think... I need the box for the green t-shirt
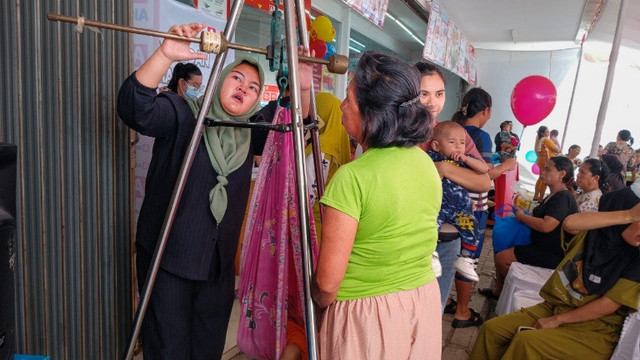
[540,230,640,327]
[320,146,442,301]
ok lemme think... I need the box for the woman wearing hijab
[470,183,640,360]
[305,92,352,239]
[117,23,312,359]
[312,92,352,182]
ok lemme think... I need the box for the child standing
[428,121,489,282]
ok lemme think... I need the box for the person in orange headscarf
[533,125,560,202]
[305,92,352,239]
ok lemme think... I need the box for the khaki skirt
[318,279,442,360]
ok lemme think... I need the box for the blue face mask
[184,85,201,100]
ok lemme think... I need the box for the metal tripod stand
[47,0,345,358]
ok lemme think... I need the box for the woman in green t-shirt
[470,183,640,360]
[312,52,443,359]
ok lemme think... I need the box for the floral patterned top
[577,188,602,213]
[603,141,636,173]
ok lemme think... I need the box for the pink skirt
[319,279,442,360]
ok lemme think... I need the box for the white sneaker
[454,256,479,282]
[432,251,442,278]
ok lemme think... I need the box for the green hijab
[187,56,264,224]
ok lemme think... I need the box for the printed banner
[245,0,311,14]
[341,0,389,28]
[312,64,337,94]
[195,0,228,18]
[422,1,476,85]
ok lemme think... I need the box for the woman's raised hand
[159,23,208,62]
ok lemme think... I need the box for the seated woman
[575,158,609,212]
[480,156,578,299]
[470,184,640,360]
[312,52,442,359]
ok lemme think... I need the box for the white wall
[475,48,580,187]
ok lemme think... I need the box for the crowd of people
[118,22,640,360]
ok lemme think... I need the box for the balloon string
[517,125,526,153]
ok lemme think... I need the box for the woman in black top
[117,23,313,359]
[480,156,578,299]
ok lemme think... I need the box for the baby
[428,121,488,282]
[550,129,561,149]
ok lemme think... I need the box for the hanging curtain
[237,106,319,359]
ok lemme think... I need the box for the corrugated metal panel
[1,0,133,359]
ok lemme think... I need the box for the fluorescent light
[385,12,396,21]
[411,34,425,46]
[349,45,362,53]
[395,19,412,34]
[349,38,365,48]
[388,14,425,47]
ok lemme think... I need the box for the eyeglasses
[185,80,203,91]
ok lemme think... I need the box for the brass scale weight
[48,3,343,359]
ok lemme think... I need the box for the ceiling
[418,0,640,52]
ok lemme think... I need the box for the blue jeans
[455,210,488,282]
[436,237,461,313]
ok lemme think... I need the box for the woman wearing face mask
[166,62,203,99]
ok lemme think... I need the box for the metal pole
[589,0,627,158]
[560,43,584,151]
[294,4,325,219]
[123,0,246,358]
[283,1,320,359]
[46,12,343,70]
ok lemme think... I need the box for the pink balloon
[511,75,557,126]
[531,163,540,175]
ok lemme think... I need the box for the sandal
[444,298,457,314]
[478,287,500,300]
[451,308,484,328]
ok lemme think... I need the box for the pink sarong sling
[237,106,319,359]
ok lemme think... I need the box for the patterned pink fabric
[237,106,319,359]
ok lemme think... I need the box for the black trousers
[136,244,235,360]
